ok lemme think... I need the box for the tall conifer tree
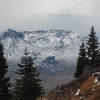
[87,26,100,68]
[14,50,44,100]
[74,42,87,78]
[0,41,11,100]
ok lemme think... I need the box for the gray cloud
[0,0,100,36]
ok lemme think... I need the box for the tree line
[0,41,44,100]
[75,26,100,78]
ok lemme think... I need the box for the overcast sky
[0,0,100,35]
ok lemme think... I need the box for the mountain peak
[1,29,24,39]
[0,29,84,89]
[7,28,17,33]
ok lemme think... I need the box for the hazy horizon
[0,0,100,35]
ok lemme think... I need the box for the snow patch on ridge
[75,89,80,96]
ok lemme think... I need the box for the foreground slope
[37,67,100,100]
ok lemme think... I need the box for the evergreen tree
[14,50,44,100]
[0,41,11,100]
[74,42,87,78]
[86,26,100,68]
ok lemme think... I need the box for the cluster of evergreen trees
[0,41,44,100]
[75,26,100,78]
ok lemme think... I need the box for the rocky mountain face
[37,67,100,100]
[0,29,86,89]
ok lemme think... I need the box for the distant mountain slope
[0,29,86,89]
[37,67,100,100]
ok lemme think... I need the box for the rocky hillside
[37,67,100,100]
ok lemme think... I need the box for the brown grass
[36,73,100,100]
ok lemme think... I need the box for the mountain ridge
[0,29,86,89]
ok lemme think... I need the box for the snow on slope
[1,29,84,62]
[0,29,86,89]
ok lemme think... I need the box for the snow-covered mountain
[0,29,86,89]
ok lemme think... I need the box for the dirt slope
[37,68,100,100]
